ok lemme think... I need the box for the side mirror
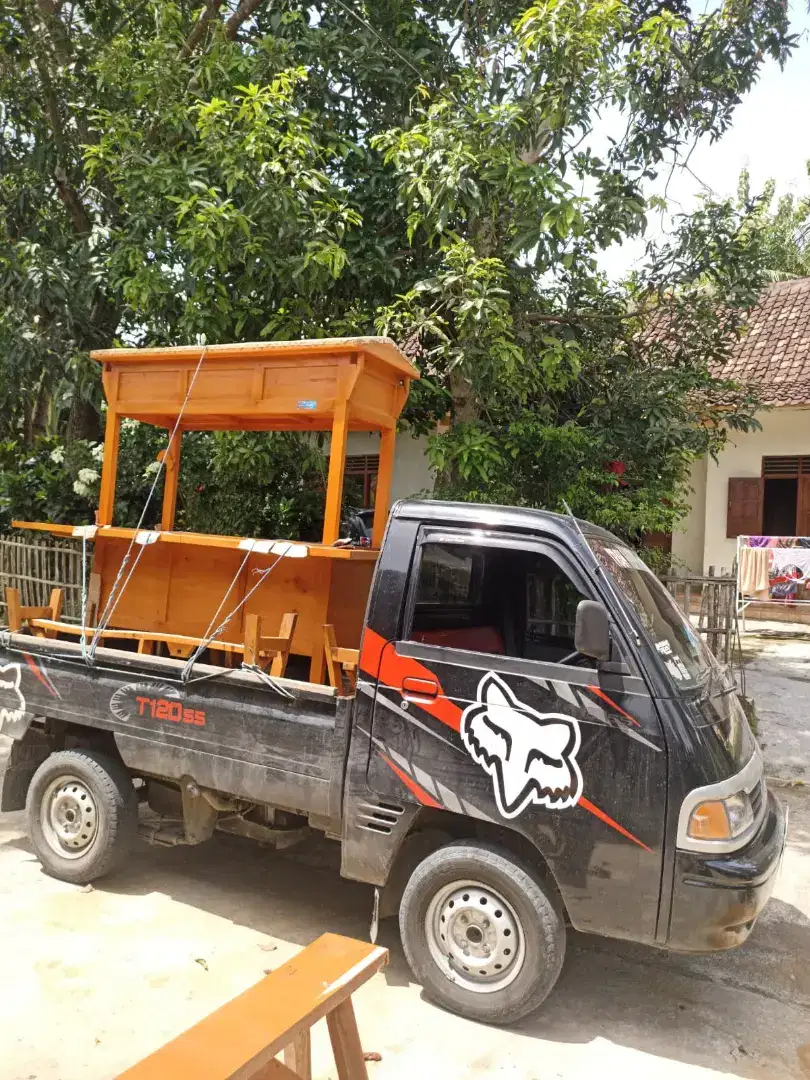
[575,600,611,662]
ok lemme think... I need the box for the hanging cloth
[739,545,771,599]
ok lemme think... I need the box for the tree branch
[54,166,93,236]
[224,0,266,40]
[181,0,225,57]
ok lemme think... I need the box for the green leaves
[0,0,796,545]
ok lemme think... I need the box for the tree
[738,165,810,280]
[0,0,797,538]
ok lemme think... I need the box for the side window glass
[407,542,587,664]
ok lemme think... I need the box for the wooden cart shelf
[12,521,380,562]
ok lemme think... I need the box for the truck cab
[339,500,785,1020]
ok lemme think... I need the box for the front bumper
[667,790,786,952]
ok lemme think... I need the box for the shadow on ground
[8,789,809,1080]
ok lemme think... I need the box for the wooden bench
[4,586,298,672]
[116,933,388,1080]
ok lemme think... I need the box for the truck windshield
[589,538,714,689]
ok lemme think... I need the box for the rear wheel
[399,839,565,1024]
[26,749,138,884]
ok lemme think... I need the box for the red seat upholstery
[412,626,505,655]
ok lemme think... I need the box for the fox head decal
[0,662,25,731]
[460,672,582,819]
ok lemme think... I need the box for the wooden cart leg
[282,1027,312,1080]
[326,999,369,1080]
[270,611,298,677]
[309,648,326,685]
[244,613,260,667]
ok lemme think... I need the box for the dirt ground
[1,788,809,1080]
[740,624,810,783]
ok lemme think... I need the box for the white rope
[180,543,256,679]
[241,663,296,699]
[180,544,293,683]
[87,345,208,662]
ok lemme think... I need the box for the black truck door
[364,528,668,944]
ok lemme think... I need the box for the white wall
[344,431,434,503]
[701,407,810,572]
[671,455,708,574]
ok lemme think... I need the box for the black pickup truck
[0,500,786,1024]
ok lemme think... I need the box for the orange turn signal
[688,800,731,841]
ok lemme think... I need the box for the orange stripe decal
[586,685,640,727]
[579,795,652,852]
[360,628,462,732]
[380,754,443,809]
[22,652,56,696]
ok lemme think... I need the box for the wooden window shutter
[726,478,763,538]
[798,476,810,538]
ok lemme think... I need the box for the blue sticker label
[297,400,317,410]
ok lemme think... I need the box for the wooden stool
[243,611,298,675]
[323,624,359,694]
[5,586,63,636]
[116,933,388,1080]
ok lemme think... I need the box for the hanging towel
[770,547,810,579]
[739,545,771,599]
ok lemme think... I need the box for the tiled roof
[716,277,810,406]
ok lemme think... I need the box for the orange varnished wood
[92,336,416,376]
[15,336,418,684]
[326,999,368,1080]
[11,523,379,561]
[98,408,120,526]
[243,612,298,674]
[159,434,182,532]
[372,426,397,549]
[27,619,245,652]
[281,1029,311,1080]
[5,587,65,634]
[323,625,360,695]
[115,933,387,1080]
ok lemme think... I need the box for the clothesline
[736,535,810,611]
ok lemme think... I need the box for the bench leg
[326,999,368,1080]
[283,1028,311,1080]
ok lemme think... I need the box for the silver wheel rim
[40,775,100,860]
[425,879,526,994]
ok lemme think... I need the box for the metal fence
[661,568,737,664]
[0,532,86,624]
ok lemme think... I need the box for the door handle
[401,676,439,700]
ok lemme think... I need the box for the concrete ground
[738,621,810,783]
[1,787,809,1080]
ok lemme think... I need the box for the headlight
[687,790,755,842]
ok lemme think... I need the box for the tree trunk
[66,396,101,443]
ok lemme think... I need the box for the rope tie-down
[84,346,208,666]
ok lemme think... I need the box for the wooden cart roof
[90,336,419,432]
[91,337,417,376]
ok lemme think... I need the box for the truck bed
[0,633,351,826]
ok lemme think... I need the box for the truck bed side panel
[0,636,343,819]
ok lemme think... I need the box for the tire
[26,748,138,885]
[399,839,566,1025]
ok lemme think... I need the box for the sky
[599,0,810,280]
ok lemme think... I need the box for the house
[672,277,810,574]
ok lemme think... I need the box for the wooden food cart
[12,337,419,685]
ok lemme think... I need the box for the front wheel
[399,839,566,1025]
[26,748,138,884]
